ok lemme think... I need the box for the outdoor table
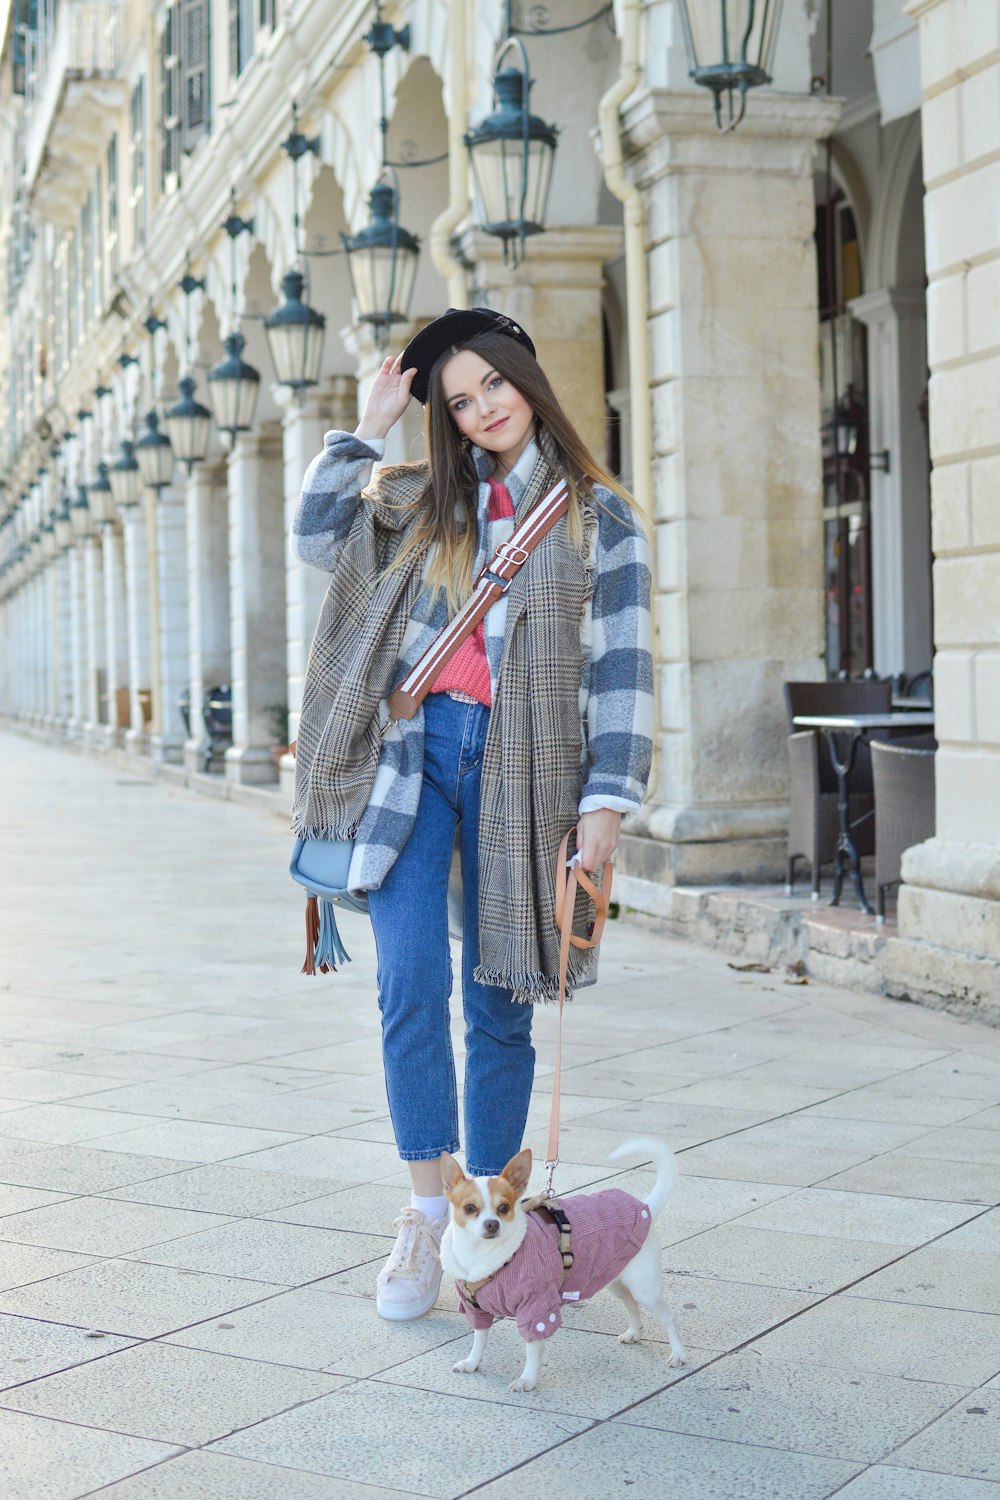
[792,711,936,915]
[892,695,933,711]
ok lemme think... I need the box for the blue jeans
[367,693,535,1176]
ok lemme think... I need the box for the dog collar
[456,1197,575,1311]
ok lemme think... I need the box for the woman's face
[439,348,536,473]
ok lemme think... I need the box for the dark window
[181,0,212,152]
[130,78,147,246]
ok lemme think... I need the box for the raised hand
[355,353,417,442]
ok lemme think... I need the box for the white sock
[411,1192,447,1221]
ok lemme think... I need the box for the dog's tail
[607,1138,678,1222]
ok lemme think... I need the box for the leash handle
[545,831,613,1189]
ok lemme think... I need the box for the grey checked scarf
[292,425,653,1002]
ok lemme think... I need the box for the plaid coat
[290,429,653,1000]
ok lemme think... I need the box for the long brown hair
[381,329,641,608]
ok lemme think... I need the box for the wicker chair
[784,679,892,897]
[870,735,937,921]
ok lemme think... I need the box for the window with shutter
[181,0,211,154]
[230,0,254,80]
[161,4,180,191]
[129,79,147,247]
[259,0,274,30]
[105,134,120,286]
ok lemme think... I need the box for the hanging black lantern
[164,375,212,471]
[676,0,784,131]
[465,44,557,265]
[264,269,326,390]
[207,331,261,437]
[135,409,175,489]
[341,178,420,337]
[70,484,93,539]
[109,440,143,509]
[87,462,115,525]
[53,497,73,550]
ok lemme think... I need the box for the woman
[290,307,653,1321]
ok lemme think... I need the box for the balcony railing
[23,1,123,212]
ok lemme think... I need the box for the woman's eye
[452,399,468,411]
[488,376,503,390]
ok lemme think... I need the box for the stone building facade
[0,0,996,1015]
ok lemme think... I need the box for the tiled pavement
[1,730,999,1500]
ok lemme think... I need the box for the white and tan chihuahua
[440,1137,686,1392]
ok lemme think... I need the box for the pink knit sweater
[455,1189,652,1341]
[429,477,514,706]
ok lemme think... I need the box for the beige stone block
[656,726,692,805]
[658,661,690,732]
[662,305,819,383]
[962,62,1000,163]
[655,521,686,591]
[882,931,1000,1018]
[645,236,679,309]
[656,588,689,659]
[687,586,822,661]
[671,169,815,242]
[651,379,678,458]
[679,387,824,522]
[974,651,1000,744]
[965,258,1000,357]
[925,272,967,366]
[924,160,1000,277]
[930,460,971,553]
[651,452,682,522]
[671,234,818,312]
[919,2,1000,93]
[970,455,1000,544]
[688,658,794,804]
[648,308,679,382]
[921,86,962,183]
[933,650,976,742]
[683,517,819,593]
[929,354,1000,460]
[933,555,1000,647]
[897,883,1000,962]
[936,747,1000,844]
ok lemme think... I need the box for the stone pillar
[280,376,358,798]
[224,425,287,785]
[614,90,839,896]
[120,503,152,755]
[882,0,1000,1017]
[66,545,88,738]
[53,550,74,733]
[44,564,59,729]
[100,523,129,746]
[149,487,189,763]
[82,535,107,740]
[342,322,420,465]
[460,226,623,461]
[850,287,933,680]
[183,460,230,775]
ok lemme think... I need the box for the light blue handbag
[289,837,369,973]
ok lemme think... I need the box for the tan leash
[543,830,613,1197]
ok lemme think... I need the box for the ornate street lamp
[109,440,143,509]
[465,45,557,265]
[207,331,261,437]
[87,462,115,526]
[676,0,784,131]
[342,178,420,336]
[40,513,57,559]
[135,409,175,489]
[164,376,212,472]
[70,484,93,539]
[265,269,326,390]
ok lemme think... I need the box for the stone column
[459,226,623,461]
[100,522,129,747]
[67,544,88,739]
[224,425,287,785]
[120,503,152,755]
[82,535,106,741]
[882,0,1000,1016]
[850,287,933,680]
[148,487,189,764]
[43,564,59,730]
[183,460,230,774]
[280,376,358,799]
[53,550,74,734]
[613,90,839,897]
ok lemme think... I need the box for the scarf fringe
[474,965,574,1005]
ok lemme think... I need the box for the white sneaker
[375,1206,448,1321]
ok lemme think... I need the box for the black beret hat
[401,307,536,405]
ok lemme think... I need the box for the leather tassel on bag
[302,894,351,976]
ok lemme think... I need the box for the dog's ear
[501,1148,532,1194]
[440,1152,466,1191]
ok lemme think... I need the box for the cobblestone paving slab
[3,731,1000,1500]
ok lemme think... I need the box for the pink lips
[484,416,508,433]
